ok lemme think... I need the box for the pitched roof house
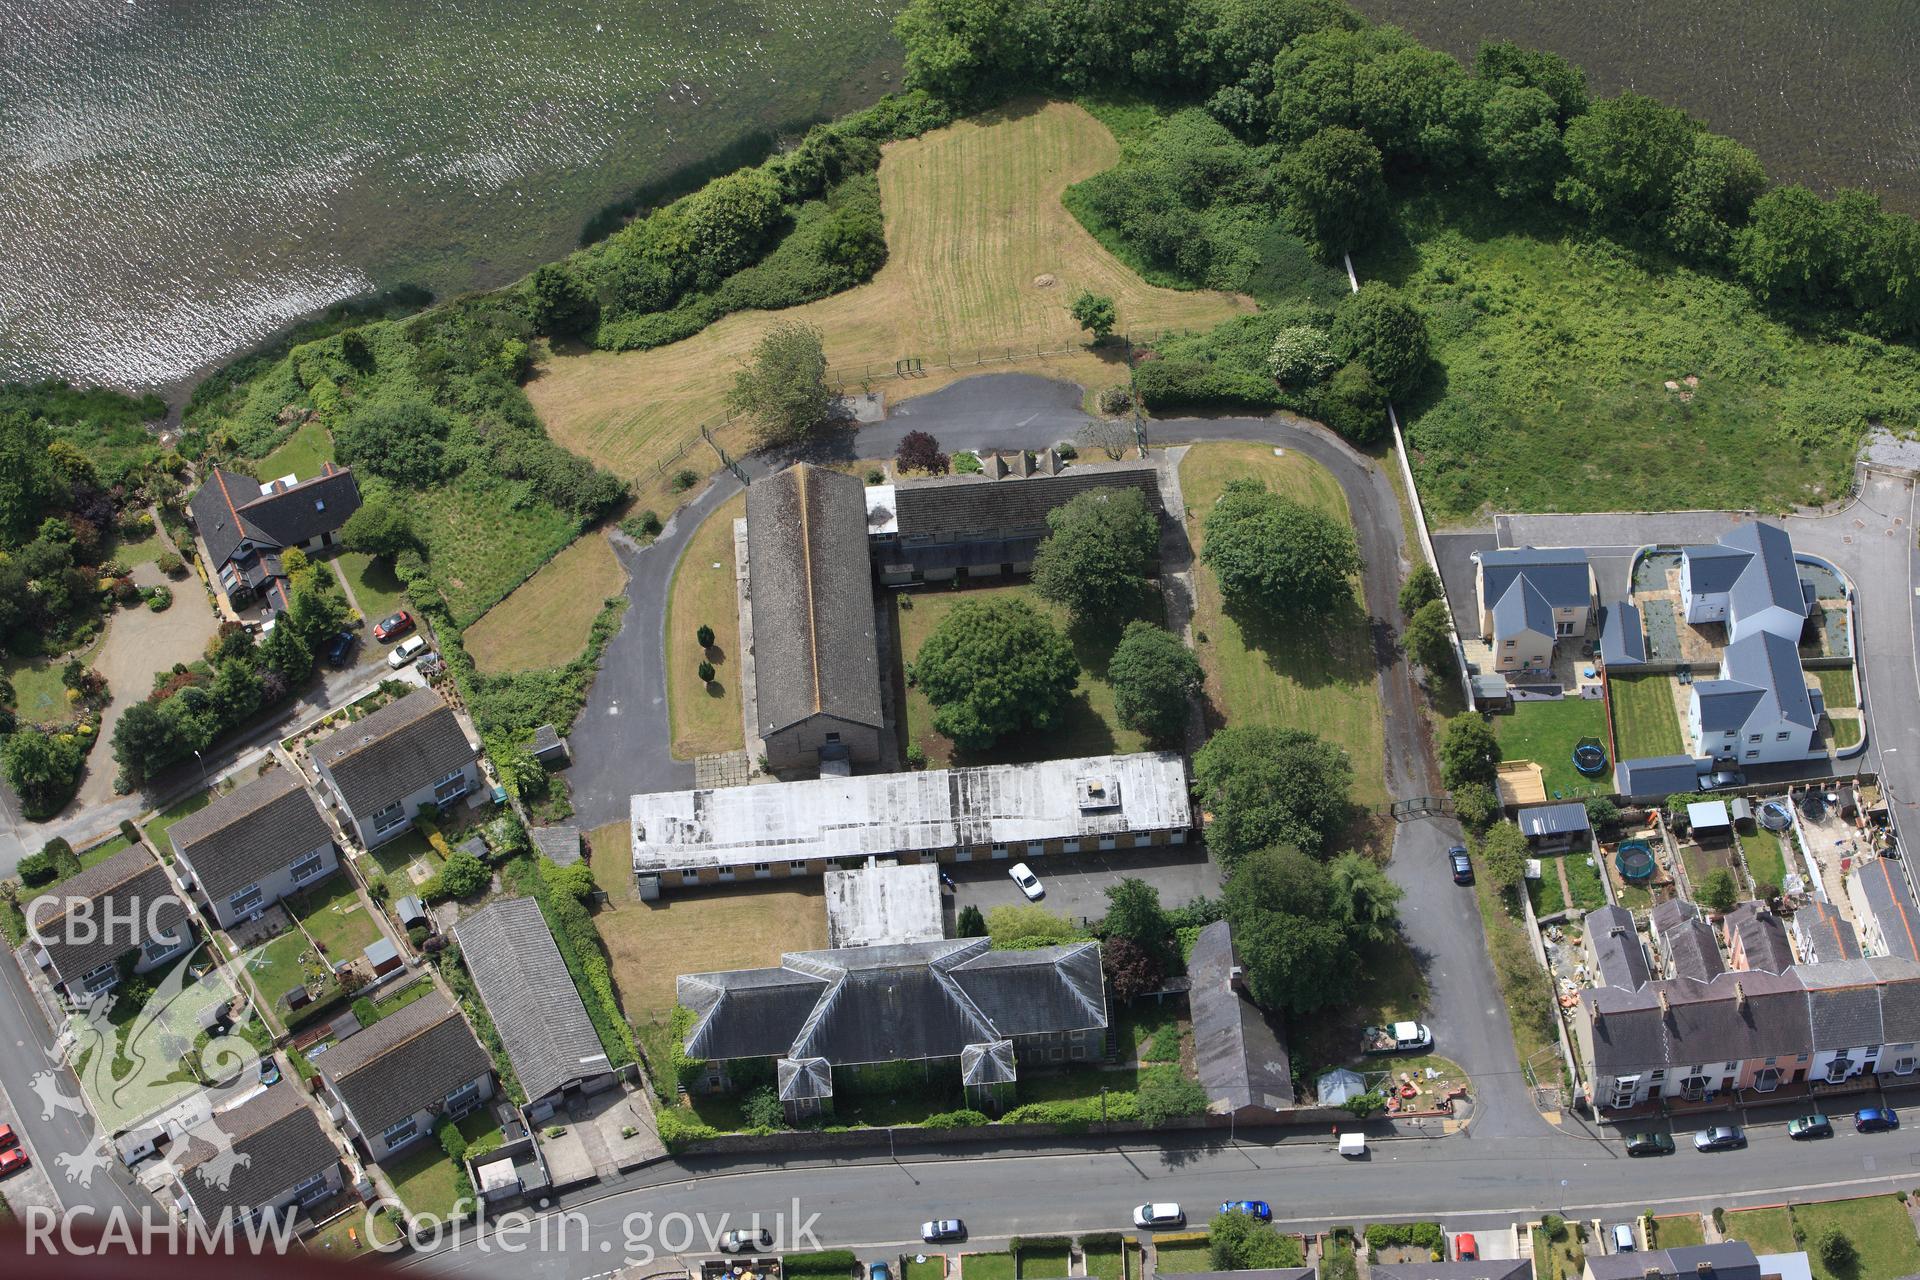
[188,464,361,612]
[1688,630,1818,765]
[1472,547,1594,673]
[1848,857,1920,962]
[171,1085,342,1227]
[1586,1242,1762,1280]
[1187,922,1294,1115]
[1793,898,1863,964]
[310,689,481,849]
[1584,905,1651,991]
[452,896,614,1116]
[317,989,494,1162]
[746,464,884,772]
[28,844,193,1001]
[1724,901,1794,974]
[1679,522,1810,643]
[169,768,338,929]
[1369,1264,1530,1280]
[1652,898,1726,982]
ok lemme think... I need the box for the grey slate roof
[168,768,332,900]
[1712,629,1816,730]
[1692,678,1767,733]
[1795,899,1862,963]
[679,937,1107,1069]
[29,845,191,984]
[1725,902,1794,974]
[318,989,492,1135]
[1156,1272,1315,1280]
[452,896,610,1103]
[1587,1243,1760,1280]
[190,465,360,571]
[531,826,582,867]
[1368,1265,1531,1280]
[1615,754,1709,799]
[1650,897,1701,937]
[746,464,884,737]
[891,460,1164,543]
[1490,573,1553,644]
[1518,802,1590,838]
[1723,522,1808,625]
[777,1056,834,1102]
[1585,905,1650,991]
[1188,921,1295,1111]
[174,1084,338,1223]
[1854,858,1920,961]
[311,689,477,817]
[1598,600,1646,666]
[1681,542,1750,596]
[1478,547,1590,611]
[1664,917,1727,981]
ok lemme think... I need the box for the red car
[0,1146,28,1177]
[0,1123,15,1150]
[1454,1234,1478,1261]
[373,610,415,642]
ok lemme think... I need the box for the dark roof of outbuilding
[311,689,476,816]
[168,768,332,900]
[1614,754,1709,798]
[746,464,883,737]
[452,896,611,1103]
[1598,600,1646,666]
[317,989,492,1135]
[1518,802,1590,837]
[189,465,360,570]
[892,461,1163,542]
[29,845,190,983]
[175,1085,339,1223]
[1188,921,1295,1111]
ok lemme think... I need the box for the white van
[388,635,429,669]
[1338,1132,1366,1158]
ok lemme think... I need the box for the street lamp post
[193,748,208,789]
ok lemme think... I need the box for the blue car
[324,630,355,667]
[1856,1107,1900,1133]
[1221,1201,1271,1221]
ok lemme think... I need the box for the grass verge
[664,492,746,759]
[467,532,628,675]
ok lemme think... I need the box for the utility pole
[1125,333,1148,457]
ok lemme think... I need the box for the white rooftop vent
[1076,775,1120,810]
[315,499,325,511]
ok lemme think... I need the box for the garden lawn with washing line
[1493,697,1610,800]
[466,531,628,675]
[334,552,408,627]
[892,580,1154,769]
[1178,442,1385,810]
[256,420,335,480]
[663,492,745,759]
[289,874,383,961]
[1790,1194,1920,1280]
[366,828,443,907]
[1609,674,1686,761]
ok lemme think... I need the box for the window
[1504,640,1516,648]
[753,862,770,872]
[825,733,840,744]
[1825,1058,1854,1083]
[1749,734,1762,743]
[1896,1058,1917,1075]
[381,1117,418,1147]
[444,1080,481,1111]
[81,962,119,994]
[1777,731,1791,740]
[371,802,406,835]
[433,768,471,805]
[229,885,264,915]
[788,861,806,872]
[1746,750,1759,759]
[143,934,181,961]
[1724,730,1736,738]
[291,1171,330,1205]
[289,853,326,884]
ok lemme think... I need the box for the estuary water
[0,0,898,395]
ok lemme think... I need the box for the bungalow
[168,769,338,929]
[310,688,482,849]
[1471,547,1595,673]
[1188,921,1294,1118]
[188,464,361,615]
[1687,630,1819,766]
[28,844,194,1003]
[169,1085,342,1229]
[1678,522,1810,644]
[316,989,494,1162]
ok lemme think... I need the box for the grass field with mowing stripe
[1493,696,1610,800]
[1178,442,1385,811]
[663,492,745,759]
[527,101,1251,492]
[1609,673,1687,761]
[467,532,627,675]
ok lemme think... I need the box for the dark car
[1856,1107,1900,1133]
[324,630,355,667]
[1693,1125,1746,1152]
[1787,1114,1832,1139]
[1700,770,1745,791]
[1449,847,1473,884]
[1624,1131,1675,1157]
[1221,1201,1271,1221]
[258,1057,281,1087]
[373,610,414,642]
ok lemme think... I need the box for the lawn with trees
[909,597,1079,752]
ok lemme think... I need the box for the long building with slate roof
[746,464,884,771]
[171,1084,343,1228]
[317,989,494,1163]
[453,896,616,1117]
[28,844,194,1003]
[169,767,337,929]
[310,688,481,849]
[1679,521,1810,644]
[1188,922,1294,1116]
[679,937,1106,1119]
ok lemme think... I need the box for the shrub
[16,850,57,888]
[953,451,983,475]
[429,851,490,901]
[782,1251,859,1277]
[1096,385,1132,415]
[671,469,699,493]
[156,551,185,578]
[146,585,173,612]
[905,743,928,770]
[352,996,379,1026]
[1815,1228,1857,1273]
[920,1109,989,1129]
[741,1086,785,1130]
[697,660,716,684]
[865,469,884,485]
[1541,1214,1566,1243]
[623,509,663,540]
[696,623,716,648]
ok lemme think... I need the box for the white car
[1008,862,1044,900]
[719,1228,772,1253]
[388,635,429,669]
[1133,1203,1184,1229]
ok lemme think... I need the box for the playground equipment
[1800,792,1829,820]
[1759,801,1793,832]
[1616,840,1656,883]
[1572,736,1609,777]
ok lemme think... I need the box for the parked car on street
[1623,1132,1675,1156]
[388,635,429,669]
[1449,847,1473,884]
[1362,1021,1432,1054]
[1008,862,1044,901]
[1454,1234,1478,1261]
[1856,1107,1900,1133]
[922,1220,965,1242]
[0,1123,15,1151]
[720,1228,773,1253]
[1133,1203,1184,1229]
[1220,1201,1271,1221]
[1788,1114,1832,1139]
[325,630,356,667]
[1692,1125,1746,1152]
[0,1147,28,1178]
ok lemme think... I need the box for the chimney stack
[1735,981,1748,1011]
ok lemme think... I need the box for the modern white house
[1679,522,1810,643]
[168,768,338,929]
[316,989,494,1163]
[310,689,482,849]
[1471,547,1595,673]
[1686,630,1820,765]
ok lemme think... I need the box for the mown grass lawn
[962,1254,1017,1280]
[1818,667,1858,708]
[1791,1194,1920,1280]
[1018,1245,1071,1279]
[143,789,212,856]
[1723,1208,1797,1257]
[366,828,442,906]
[1083,1246,1125,1280]
[1609,673,1686,761]
[892,579,1154,769]
[106,527,171,567]
[4,656,71,728]
[663,492,745,759]
[1530,1228,1584,1280]
[1493,697,1610,800]
[256,421,334,480]
[466,531,627,675]
[77,833,134,870]
[386,1137,466,1222]
[1745,831,1791,892]
[1832,718,1864,749]
[1152,1240,1211,1273]
[290,875,383,964]
[1651,1215,1704,1248]
[1179,442,1385,810]
[334,551,408,626]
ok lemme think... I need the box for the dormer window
[315,499,325,512]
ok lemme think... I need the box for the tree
[1663,131,1766,260]
[697,660,716,684]
[1402,599,1455,674]
[1136,1069,1210,1127]
[1333,284,1429,400]
[1814,1228,1857,1275]
[341,496,418,560]
[1103,877,1171,955]
[896,430,949,475]
[433,851,490,900]
[1477,85,1564,199]
[1328,851,1403,944]
[1452,781,1499,832]
[726,320,836,449]
[986,904,1082,948]
[0,410,64,546]
[1079,418,1132,461]
[335,399,456,487]
[1557,92,1697,235]
[896,0,1036,100]
[817,204,887,277]
[285,580,349,653]
[1233,891,1353,1012]
[1031,487,1159,625]
[1192,725,1354,863]
[1473,40,1588,122]
[1,729,84,821]
[1438,713,1501,789]
[1584,796,1621,827]
[1268,324,1338,387]
[1320,360,1387,444]
[741,1086,785,1131]
[1070,291,1118,342]
[530,263,598,336]
[257,621,312,682]
[1108,621,1203,741]
[1101,936,1165,1003]
[1202,477,1363,614]
[1278,126,1387,258]
[1210,1209,1307,1270]
[112,700,185,785]
[1736,184,1836,303]
[1399,563,1443,616]
[956,904,987,938]
[1697,866,1738,914]
[910,597,1079,751]
[696,623,716,649]
[1477,821,1528,888]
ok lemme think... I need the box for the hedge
[440,945,526,1104]
[1001,1089,1141,1132]
[783,1250,858,1277]
[506,855,636,1072]
[1364,1222,1445,1256]
[921,1109,990,1129]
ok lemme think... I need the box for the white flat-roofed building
[630,751,1190,895]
